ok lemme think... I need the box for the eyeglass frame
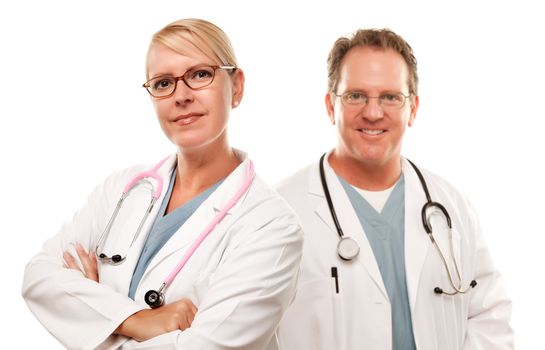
[333,90,413,110]
[143,64,237,98]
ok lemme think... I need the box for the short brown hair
[327,29,418,95]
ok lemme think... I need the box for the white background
[1,0,543,348]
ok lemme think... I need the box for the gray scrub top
[129,168,223,299]
[339,174,416,350]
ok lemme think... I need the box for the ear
[325,93,336,125]
[231,68,245,108]
[408,95,419,127]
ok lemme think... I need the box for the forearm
[23,251,145,349]
[113,299,197,342]
[119,220,303,350]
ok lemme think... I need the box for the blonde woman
[22,18,303,350]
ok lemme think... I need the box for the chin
[354,146,385,161]
[170,135,207,150]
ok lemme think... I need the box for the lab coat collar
[209,148,252,214]
[102,155,176,296]
[307,153,434,306]
[158,149,251,214]
[308,150,388,299]
[138,149,254,286]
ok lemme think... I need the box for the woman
[22,18,303,350]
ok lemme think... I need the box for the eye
[189,68,214,81]
[381,93,402,102]
[152,77,175,91]
[344,91,366,103]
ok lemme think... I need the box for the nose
[361,97,384,122]
[173,79,194,106]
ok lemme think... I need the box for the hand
[63,243,99,282]
[114,299,198,342]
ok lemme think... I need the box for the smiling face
[147,42,243,153]
[326,46,418,169]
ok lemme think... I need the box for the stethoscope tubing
[95,156,170,264]
[320,153,476,295]
[163,161,255,286]
[97,156,256,307]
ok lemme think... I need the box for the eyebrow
[148,63,216,80]
[342,89,403,94]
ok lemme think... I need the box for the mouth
[173,113,204,126]
[358,128,386,136]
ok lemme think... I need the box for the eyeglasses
[143,65,236,98]
[335,91,412,110]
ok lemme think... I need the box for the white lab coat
[22,151,303,350]
[276,155,513,350]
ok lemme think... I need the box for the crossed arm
[63,244,197,343]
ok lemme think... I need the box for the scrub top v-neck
[128,167,223,299]
[339,174,416,350]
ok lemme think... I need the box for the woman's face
[147,43,243,153]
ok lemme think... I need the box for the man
[276,29,513,349]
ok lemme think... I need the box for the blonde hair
[146,18,238,78]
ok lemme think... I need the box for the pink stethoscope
[95,157,255,308]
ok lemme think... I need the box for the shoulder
[403,159,478,226]
[89,158,172,207]
[408,162,472,207]
[274,162,317,200]
[243,175,302,226]
[225,174,303,247]
[98,163,152,193]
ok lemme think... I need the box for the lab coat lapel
[310,154,388,298]
[140,155,252,282]
[99,154,177,295]
[402,158,432,312]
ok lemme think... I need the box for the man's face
[326,46,418,168]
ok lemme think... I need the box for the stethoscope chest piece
[145,288,165,309]
[337,236,360,260]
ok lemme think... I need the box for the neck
[176,141,240,194]
[328,150,402,191]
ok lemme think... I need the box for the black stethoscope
[319,153,477,296]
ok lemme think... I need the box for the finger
[89,249,97,264]
[187,309,196,326]
[63,251,81,271]
[75,244,91,272]
[76,244,99,281]
[89,250,99,280]
[185,300,197,326]
[178,313,191,331]
[185,313,193,329]
[189,302,197,319]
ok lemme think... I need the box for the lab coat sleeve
[22,171,146,350]
[120,194,304,349]
[463,199,514,349]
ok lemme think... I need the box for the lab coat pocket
[279,279,337,350]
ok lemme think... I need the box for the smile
[173,113,203,126]
[358,128,385,135]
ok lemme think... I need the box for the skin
[148,43,245,210]
[64,40,245,342]
[325,47,419,190]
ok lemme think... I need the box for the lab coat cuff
[95,304,147,350]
